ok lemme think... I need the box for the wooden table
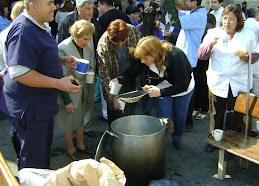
[204,130,259,180]
[0,152,19,186]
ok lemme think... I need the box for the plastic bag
[148,179,178,186]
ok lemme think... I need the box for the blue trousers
[156,88,194,142]
[8,108,54,169]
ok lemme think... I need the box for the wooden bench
[204,130,259,180]
[0,152,19,186]
[234,92,259,134]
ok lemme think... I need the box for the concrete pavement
[0,101,259,185]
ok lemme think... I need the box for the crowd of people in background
[0,0,258,174]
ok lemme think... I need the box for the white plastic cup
[212,129,224,142]
[86,71,95,84]
[110,82,122,95]
[256,121,259,131]
[76,59,89,74]
[118,99,126,110]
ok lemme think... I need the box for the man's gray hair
[24,0,42,11]
[76,0,94,8]
[247,7,259,18]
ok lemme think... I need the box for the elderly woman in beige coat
[54,20,96,160]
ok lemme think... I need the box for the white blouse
[200,27,258,98]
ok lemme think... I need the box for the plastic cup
[86,71,95,84]
[212,129,223,142]
[110,82,122,95]
[118,99,126,110]
[76,59,89,74]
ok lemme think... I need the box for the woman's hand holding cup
[109,78,119,88]
[113,97,125,110]
[110,78,122,95]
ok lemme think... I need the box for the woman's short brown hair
[107,19,128,43]
[69,20,95,38]
[220,4,244,32]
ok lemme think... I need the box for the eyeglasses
[222,17,237,23]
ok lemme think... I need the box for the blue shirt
[130,17,139,27]
[176,8,207,68]
[1,15,63,119]
[137,25,164,40]
[0,16,10,33]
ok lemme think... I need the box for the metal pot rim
[110,115,166,137]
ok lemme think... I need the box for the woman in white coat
[197,5,259,153]
[54,20,96,160]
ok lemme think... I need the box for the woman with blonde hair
[54,20,96,160]
[10,1,24,20]
[113,36,194,150]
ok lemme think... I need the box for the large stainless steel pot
[95,115,166,186]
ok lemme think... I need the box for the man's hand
[57,76,81,93]
[60,56,77,70]
[65,102,74,113]
[14,70,80,93]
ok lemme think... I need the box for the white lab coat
[200,27,258,98]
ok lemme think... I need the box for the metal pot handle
[95,130,118,161]
[160,118,174,133]
[106,130,119,138]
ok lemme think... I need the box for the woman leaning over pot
[197,5,259,153]
[129,36,194,150]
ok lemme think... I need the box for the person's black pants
[209,86,243,134]
[193,59,209,112]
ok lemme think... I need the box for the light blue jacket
[0,16,10,33]
[176,8,207,68]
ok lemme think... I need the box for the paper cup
[110,82,122,95]
[86,71,95,84]
[212,129,223,142]
[76,59,89,74]
[118,99,126,110]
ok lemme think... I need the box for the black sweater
[118,46,192,97]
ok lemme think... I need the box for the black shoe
[205,144,216,153]
[76,146,95,155]
[84,131,97,138]
[173,141,183,150]
[67,151,80,161]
